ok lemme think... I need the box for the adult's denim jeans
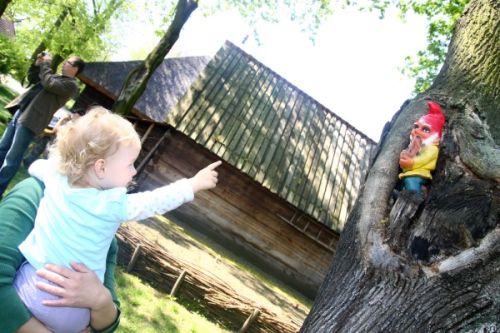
[0,111,35,196]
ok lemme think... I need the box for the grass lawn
[0,83,230,332]
[116,267,228,333]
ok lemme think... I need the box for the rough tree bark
[112,0,198,115]
[300,0,499,332]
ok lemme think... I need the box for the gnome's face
[411,119,439,146]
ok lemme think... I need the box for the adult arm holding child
[9,108,221,332]
[0,178,120,333]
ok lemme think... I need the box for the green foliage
[203,0,467,90]
[0,84,16,125]
[336,0,469,92]
[0,35,29,81]
[399,0,469,92]
[3,0,470,100]
[399,0,470,92]
[153,0,334,43]
[3,0,129,77]
[0,82,18,104]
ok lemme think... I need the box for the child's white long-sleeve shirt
[19,159,194,281]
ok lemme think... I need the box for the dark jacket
[4,64,42,115]
[5,62,79,135]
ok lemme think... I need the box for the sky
[110,4,429,141]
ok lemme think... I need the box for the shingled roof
[166,41,377,231]
[79,56,210,121]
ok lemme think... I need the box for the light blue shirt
[19,159,194,281]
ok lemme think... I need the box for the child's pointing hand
[189,160,222,193]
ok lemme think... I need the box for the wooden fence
[116,225,302,333]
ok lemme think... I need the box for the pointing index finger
[207,160,222,170]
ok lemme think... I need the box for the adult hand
[35,54,52,66]
[189,161,222,193]
[35,262,111,311]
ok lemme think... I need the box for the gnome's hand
[407,136,422,157]
[399,151,414,169]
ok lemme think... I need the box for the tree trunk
[0,0,11,19]
[112,0,198,115]
[300,0,499,331]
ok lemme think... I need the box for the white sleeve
[125,178,194,221]
[28,159,49,182]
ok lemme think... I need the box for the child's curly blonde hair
[50,106,141,186]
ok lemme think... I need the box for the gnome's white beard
[422,133,439,146]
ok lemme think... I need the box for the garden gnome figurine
[399,101,445,195]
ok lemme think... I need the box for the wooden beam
[136,129,171,175]
[141,123,155,144]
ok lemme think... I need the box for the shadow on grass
[115,268,180,333]
[134,213,311,322]
[135,215,205,252]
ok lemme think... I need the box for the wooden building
[77,41,377,298]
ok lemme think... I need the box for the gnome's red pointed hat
[419,101,445,138]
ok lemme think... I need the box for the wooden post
[238,309,260,333]
[127,245,142,272]
[135,129,171,176]
[329,236,336,248]
[140,123,155,144]
[170,270,187,297]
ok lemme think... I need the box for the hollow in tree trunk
[300,0,499,331]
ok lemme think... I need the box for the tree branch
[112,0,198,115]
[423,227,500,277]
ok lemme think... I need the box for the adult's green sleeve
[0,178,43,333]
[0,178,121,333]
[93,237,121,333]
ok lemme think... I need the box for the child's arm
[125,161,221,221]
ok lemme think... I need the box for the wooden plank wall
[134,122,337,298]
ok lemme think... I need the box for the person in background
[0,53,85,197]
[15,107,221,332]
[23,108,86,168]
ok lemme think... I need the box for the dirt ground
[126,214,312,328]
